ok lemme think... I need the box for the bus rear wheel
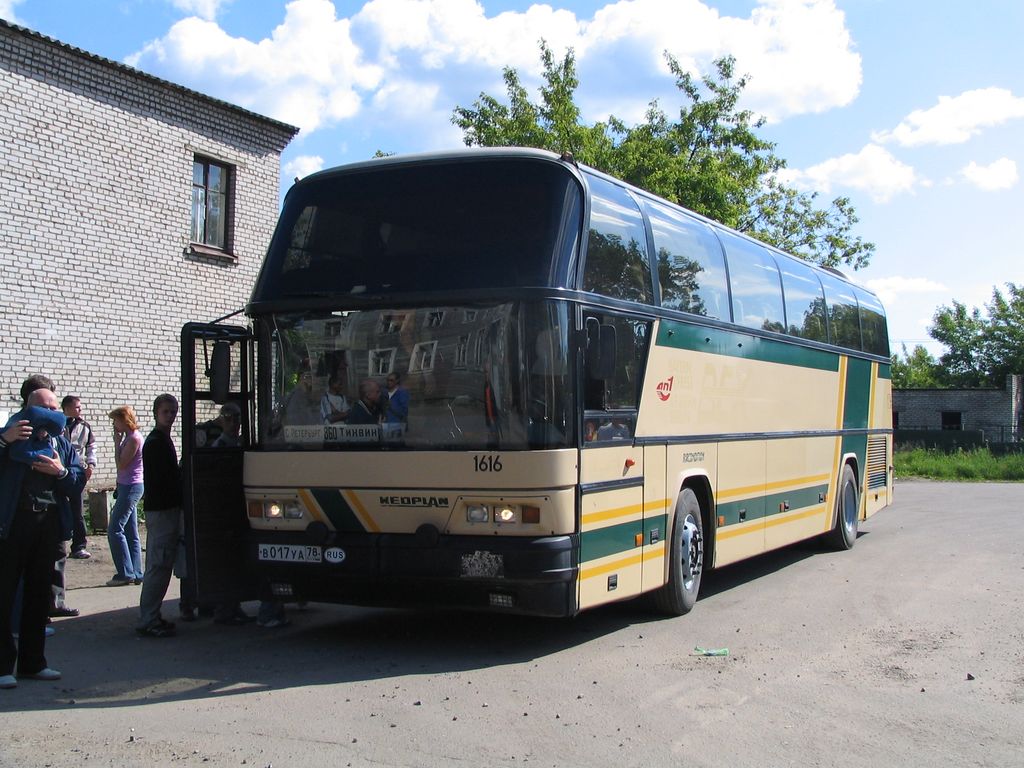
[653,488,704,616]
[826,463,859,550]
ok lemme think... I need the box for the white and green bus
[181,148,893,617]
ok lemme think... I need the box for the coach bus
[181,148,893,618]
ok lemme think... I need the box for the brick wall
[893,375,1022,444]
[0,22,296,486]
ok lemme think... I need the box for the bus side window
[582,175,653,304]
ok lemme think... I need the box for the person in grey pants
[136,394,182,638]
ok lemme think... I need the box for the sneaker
[257,617,291,629]
[0,675,16,689]
[136,621,176,638]
[49,606,80,618]
[22,667,61,681]
[70,549,92,559]
[132,578,143,585]
[105,576,131,587]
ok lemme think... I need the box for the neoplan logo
[656,375,674,402]
[379,495,450,508]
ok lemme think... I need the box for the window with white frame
[379,314,407,334]
[409,341,437,372]
[455,335,469,367]
[369,348,397,376]
[191,157,232,251]
[426,310,446,328]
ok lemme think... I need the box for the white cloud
[283,154,325,180]
[872,87,1024,147]
[0,0,25,23]
[128,0,384,133]
[126,0,863,143]
[863,276,946,307]
[170,0,231,21]
[961,157,1018,191]
[776,144,921,203]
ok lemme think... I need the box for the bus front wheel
[653,488,704,616]
[826,463,859,550]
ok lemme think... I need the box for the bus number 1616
[474,454,503,472]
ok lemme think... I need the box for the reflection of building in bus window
[383,372,409,424]
[584,420,597,442]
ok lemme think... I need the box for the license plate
[257,543,322,563]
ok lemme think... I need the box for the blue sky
[3,0,1022,357]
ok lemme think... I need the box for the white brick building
[0,20,297,486]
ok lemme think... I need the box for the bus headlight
[466,504,489,523]
[248,499,304,520]
[493,505,517,523]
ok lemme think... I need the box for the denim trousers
[107,482,144,580]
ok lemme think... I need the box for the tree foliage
[452,42,874,269]
[929,283,1024,387]
[890,344,942,389]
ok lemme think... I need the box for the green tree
[890,344,942,389]
[930,283,1024,387]
[452,42,874,269]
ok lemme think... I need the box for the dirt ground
[2,481,1023,768]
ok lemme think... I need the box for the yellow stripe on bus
[718,473,831,504]
[764,503,826,530]
[580,543,666,580]
[297,489,329,526]
[343,490,381,533]
[581,501,644,527]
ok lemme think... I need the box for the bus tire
[653,488,704,616]
[826,463,859,550]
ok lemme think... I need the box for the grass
[895,447,1024,481]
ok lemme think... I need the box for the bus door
[180,321,259,608]
[578,313,651,610]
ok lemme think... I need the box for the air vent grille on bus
[867,437,888,490]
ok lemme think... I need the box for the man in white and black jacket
[61,395,96,560]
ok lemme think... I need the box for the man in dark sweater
[136,394,183,637]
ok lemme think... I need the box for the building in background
[0,20,298,486]
[893,374,1022,448]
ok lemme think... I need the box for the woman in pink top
[106,405,144,586]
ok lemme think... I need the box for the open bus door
[180,321,259,609]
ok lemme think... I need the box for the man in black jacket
[136,394,182,638]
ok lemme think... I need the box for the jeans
[137,507,181,629]
[107,482,143,580]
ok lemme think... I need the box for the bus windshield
[260,301,575,451]
[253,158,582,299]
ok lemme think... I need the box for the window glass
[256,160,581,299]
[779,257,828,342]
[820,273,862,350]
[191,157,230,250]
[583,313,651,442]
[717,230,785,333]
[855,287,890,357]
[582,175,652,304]
[643,200,729,320]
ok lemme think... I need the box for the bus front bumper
[249,530,579,617]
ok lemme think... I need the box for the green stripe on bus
[656,321,840,372]
[765,483,830,517]
[877,363,891,379]
[581,520,642,562]
[310,488,365,532]
[716,483,828,525]
[843,357,872,430]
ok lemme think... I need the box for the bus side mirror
[209,341,231,404]
[585,318,617,381]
